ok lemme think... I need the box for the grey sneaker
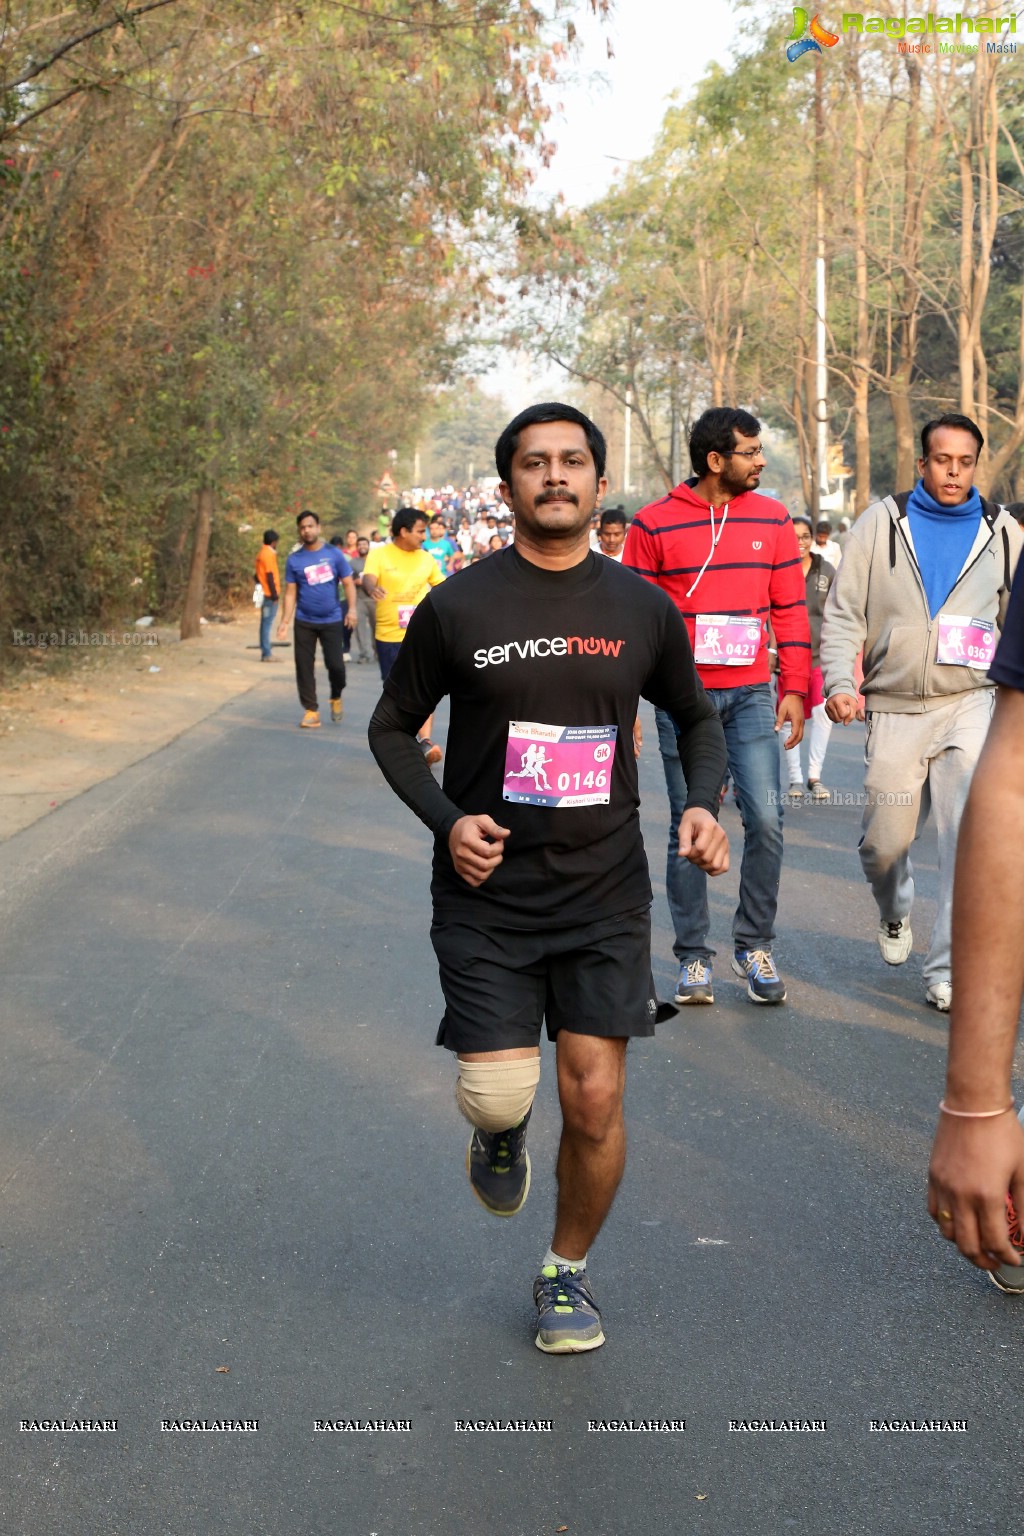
[807,779,830,800]
[732,947,786,1004]
[990,1196,1024,1294]
[878,918,913,965]
[533,1265,605,1354]
[674,957,714,1004]
[466,1108,531,1217]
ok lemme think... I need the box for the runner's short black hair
[688,407,761,478]
[328,535,345,547]
[391,506,427,538]
[920,413,984,457]
[599,507,628,529]
[296,509,319,527]
[791,515,812,535]
[495,402,606,484]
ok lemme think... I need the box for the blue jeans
[258,599,278,660]
[377,639,403,681]
[655,683,783,962]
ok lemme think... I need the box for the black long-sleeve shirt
[368,545,726,927]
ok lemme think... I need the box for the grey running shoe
[533,1265,605,1353]
[732,947,787,1004]
[990,1195,1024,1294]
[807,779,830,800]
[674,958,714,1004]
[466,1108,531,1217]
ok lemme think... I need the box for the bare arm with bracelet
[927,685,1024,1272]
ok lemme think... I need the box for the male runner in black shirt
[369,403,728,1353]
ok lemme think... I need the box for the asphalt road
[1,656,1020,1536]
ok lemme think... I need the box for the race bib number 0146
[503,722,617,809]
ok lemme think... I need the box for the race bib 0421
[502,722,617,808]
[694,614,761,666]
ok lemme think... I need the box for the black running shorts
[430,907,660,1053]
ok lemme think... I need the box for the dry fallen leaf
[215,1366,230,1374]
[696,1493,708,1501]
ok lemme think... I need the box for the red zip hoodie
[624,482,811,695]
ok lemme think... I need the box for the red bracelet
[939,1099,1016,1119]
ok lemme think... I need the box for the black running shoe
[466,1108,532,1217]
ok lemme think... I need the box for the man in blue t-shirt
[278,510,357,728]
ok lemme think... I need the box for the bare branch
[4,0,182,92]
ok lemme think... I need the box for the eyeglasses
[727,446,765,460]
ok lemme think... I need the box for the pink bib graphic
[694,614,761,667]
[304,561,334,587]
[936,613,996,670]
[502,722,617,808]
[397,604,416,631]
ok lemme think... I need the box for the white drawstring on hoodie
[685,501,729,599]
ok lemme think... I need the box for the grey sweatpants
[351,598,376,663]
[859,690,994,986]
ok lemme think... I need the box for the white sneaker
[878,918,912,965]
[926,981,952,1012]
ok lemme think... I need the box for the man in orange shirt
[255,529,280,663]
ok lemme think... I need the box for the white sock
[543,1247,586,1271]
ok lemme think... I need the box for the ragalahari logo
[787,8,840,61]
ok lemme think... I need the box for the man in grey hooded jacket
[821,413,1021,1012]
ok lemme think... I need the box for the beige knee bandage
[455,1057,541,1133]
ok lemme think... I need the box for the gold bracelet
[939,1099,1016,1119]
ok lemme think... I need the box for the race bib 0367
[936,613,996,670]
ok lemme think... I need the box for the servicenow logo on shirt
[473,635,626,669]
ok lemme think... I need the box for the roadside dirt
[0,613,282,842]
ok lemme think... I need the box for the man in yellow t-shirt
[361,507,445,762]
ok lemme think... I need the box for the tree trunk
[792,220,813,512]
[957,51,999,490]
[890,368,916,492]
[850,41,872,515]
[180,483,214,640]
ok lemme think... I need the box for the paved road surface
[1,659,1018,1534]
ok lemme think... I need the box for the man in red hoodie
[624,407,810,1005]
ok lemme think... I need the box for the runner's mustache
[535,490,579,506]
